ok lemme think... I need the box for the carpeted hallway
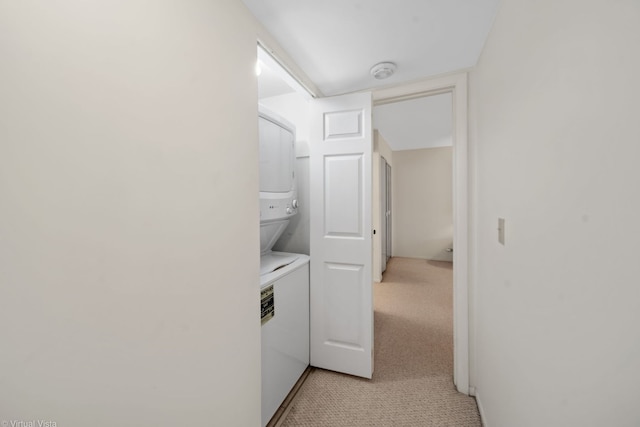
[277,257,481,427]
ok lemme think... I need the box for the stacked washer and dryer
[258,106,310,427]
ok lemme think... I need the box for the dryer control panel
[260,196,298,222]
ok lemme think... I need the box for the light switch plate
[498,218,505,245]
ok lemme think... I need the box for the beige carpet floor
[279,257,481,427]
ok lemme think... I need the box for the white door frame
[372,72,470,395]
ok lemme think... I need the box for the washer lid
[260,252,299,276]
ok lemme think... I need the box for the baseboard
[267,366,313,427]
[475,391,488,427]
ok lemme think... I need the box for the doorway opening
[373,90,455,387]
[373,74,470,394]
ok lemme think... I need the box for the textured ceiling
[243,0,499,96]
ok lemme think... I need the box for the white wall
[260,93,311,255]
[373,92,453,151]
[469,1,640,426]
[375,130,394,168]
[372,131,393,281]
[392,147,453,261]
[0,1,263,425]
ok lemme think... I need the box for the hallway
[278,257,480,426]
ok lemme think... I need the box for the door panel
[324,262,365,349]
[324,109,363,139]
[310,92,373,379]
[325,155,363,236]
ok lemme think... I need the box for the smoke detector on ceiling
[370,62,397,80]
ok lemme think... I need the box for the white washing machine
[260,252,309,427]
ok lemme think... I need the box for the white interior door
[386,162,392,262]
[380,157,387,273]
[309,92,373,379]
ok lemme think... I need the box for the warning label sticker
[261,285,274,325]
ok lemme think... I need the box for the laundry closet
[257,43,381,426]
[257,44,313,427]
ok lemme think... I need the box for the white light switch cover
[498,218,505,245]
